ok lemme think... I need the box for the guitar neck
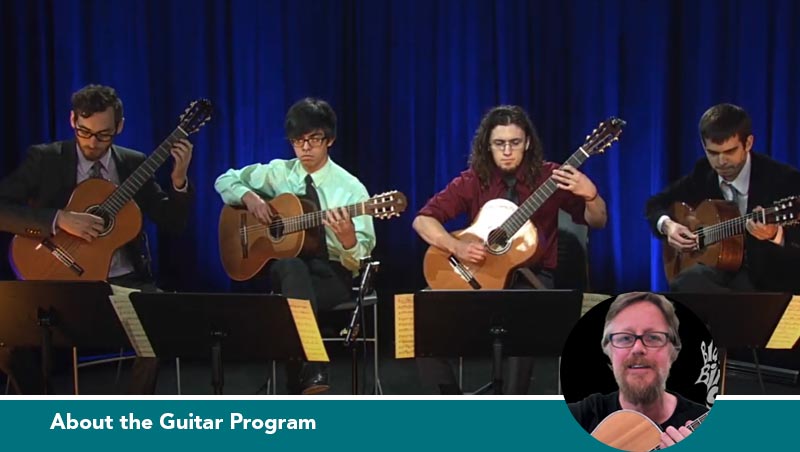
[280,202,367,234]
[100,127,189,215]
[687,411,709,432]
[500,146,592,236]
[697,209,767,246]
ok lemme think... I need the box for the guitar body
[423,198,539,290]
[662,199,743,282]
[591,409,662,452]
[10,178,142,281]
[219,192,323,281]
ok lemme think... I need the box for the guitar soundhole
[85,205,114,237]
[268,217,285,240]
[486,228,511,254]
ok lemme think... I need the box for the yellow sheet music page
[394,293,415,359]
[766,295,800,349]
[287,298,330,362]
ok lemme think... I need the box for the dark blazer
[645,152,800,292]
[0,140,193,280]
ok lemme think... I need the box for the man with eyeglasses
[412,105,607,394]
[215,97,376,394]
[568,292,707,449]
[0,84,195,394]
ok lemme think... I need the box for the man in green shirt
[215,98,376,394]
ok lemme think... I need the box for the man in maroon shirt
[413,105,607,393]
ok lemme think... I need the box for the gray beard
[616,368,669,406]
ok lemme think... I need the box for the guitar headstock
[365,191,408,220]
[582,117,626,156]
[178,99,213,135]
[765,196,800,226]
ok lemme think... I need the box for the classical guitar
[662,196,800,281]
[218,191,407,281]
[10,99,213,281]
[591,409,708,451]
[422,117,625,290]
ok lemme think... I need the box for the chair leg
[373,303,383,395]
[270,360,277,395]
[176,357,181,395]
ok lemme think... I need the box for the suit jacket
[0,140,193,280]
[645,152,800,292]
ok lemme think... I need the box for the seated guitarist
[0,84,195,394]
[412,105,607,394]
[214,97,376,394]
[568,292,707,449]
[646,103,800,292]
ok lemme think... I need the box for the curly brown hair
[468,105,544,188]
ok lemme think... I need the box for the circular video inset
[561,292,717,451]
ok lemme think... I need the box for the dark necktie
[89,161,104,180]
[305,174,329,258]
[723,182,744,215]
[503,175,519,205]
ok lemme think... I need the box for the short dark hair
[71,84,124,125]
[468,105,544,188]
[284,98,337,140]
[698,103,752,146]
[601,292,682,362]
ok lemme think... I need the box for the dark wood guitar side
[662,196,800,282]
[662,199,743,282]
[219,191,406,281]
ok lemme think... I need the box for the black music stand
[663,292,795,394]
[413,289,583,394]
[129,292,322,395]
[0,281,127,394]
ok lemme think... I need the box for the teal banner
[0,398,789,450]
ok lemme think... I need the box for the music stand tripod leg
[38,309,54,395]
[491,327,505,395]
[210,332,226,395]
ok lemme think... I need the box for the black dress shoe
[300,364,330,395]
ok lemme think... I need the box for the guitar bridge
[35,238,84,276]
[448,255,482,289]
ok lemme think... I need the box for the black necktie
[89,161,104,180]
[305,174,329,258]
[504,175,519,205]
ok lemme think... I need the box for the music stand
[663,292,794,394]
[413,289,582,394]
[129,292,321,395]
[0,281,127,394]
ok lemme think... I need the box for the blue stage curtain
[2,0,799,293]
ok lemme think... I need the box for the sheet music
[108,285,156,358]
[766,295,800,349]
[287,298,330,362]
[394,293,415,358]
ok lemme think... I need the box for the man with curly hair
[413,105,607,394]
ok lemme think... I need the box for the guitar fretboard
[100,127,189,215]
[499,147,592,236]
[271,202,367,235]
[687,411,709,432]
[696,209,769,246]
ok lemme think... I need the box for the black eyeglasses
[289,135,326,148]
[490,138,525,151]
[607,332,672,349]
[75,127,116,142]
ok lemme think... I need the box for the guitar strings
[240,203,366,234]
